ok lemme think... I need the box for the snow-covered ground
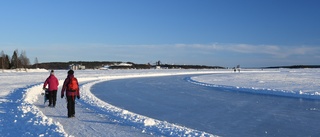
[191,68,320,99]
[0,68,319,136]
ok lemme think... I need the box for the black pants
[48,90,57,107]
[67,96,75,117]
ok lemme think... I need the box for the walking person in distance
[61,69,80,118]
[43,70,59,107]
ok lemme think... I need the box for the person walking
[61,69,80,118]
[43,70,59,107]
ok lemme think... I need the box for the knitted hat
[68,69,74,75]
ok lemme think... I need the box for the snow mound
[144,118,156,126]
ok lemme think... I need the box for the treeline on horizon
[35,61,225,70]
[265,65,320,69]
[33,62,320,70]
[25,61,320,70]
[0,50,224,70]
[1,50,319,70]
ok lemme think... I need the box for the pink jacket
[61,74,80,97]
[43,74,59,91]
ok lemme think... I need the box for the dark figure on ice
[61,69,80,118]
[43,70,59,107]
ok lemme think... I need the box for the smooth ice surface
[91,74,320,137]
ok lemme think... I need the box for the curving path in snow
[34,79,153,137]
[3,69,319,136]
[2,70,218,137]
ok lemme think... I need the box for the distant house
[113,62,133,66]
[69,64,85,70]
[98,63,133,70]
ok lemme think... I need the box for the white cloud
[175,43,320,58]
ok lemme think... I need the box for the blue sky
[0,0,319,68]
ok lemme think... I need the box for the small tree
[0,51,11,70]
[1,50,4,72]
[156,60,161,66]
[4,55,10,69]
[11,50,19,69]
[19,50,30,70]
[34,57,39,68]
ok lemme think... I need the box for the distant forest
[0,50,224,70]
[34,61,225,70]
[32,62,320,70]
[265,65,320,69]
